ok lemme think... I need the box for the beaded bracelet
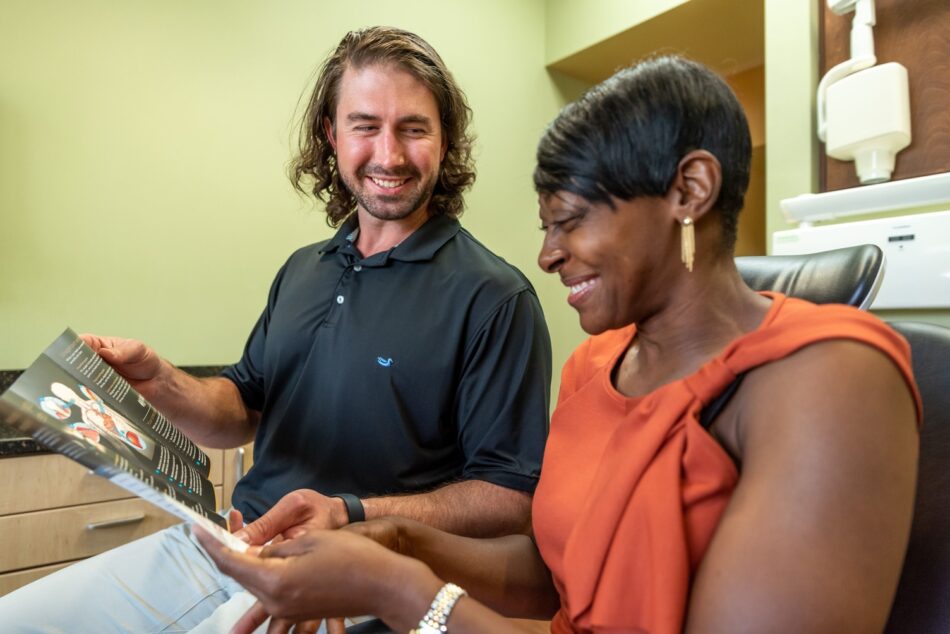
[409,582,467,633]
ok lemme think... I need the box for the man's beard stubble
[343,165,438,221]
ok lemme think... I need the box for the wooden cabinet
[0,446,246,597]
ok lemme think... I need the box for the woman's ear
[667,150,722,222]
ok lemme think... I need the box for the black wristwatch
[330,493,365,524]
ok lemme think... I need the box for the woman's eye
[558,216,581,232]
[540,216,580,233]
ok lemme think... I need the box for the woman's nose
[538,234,566,274]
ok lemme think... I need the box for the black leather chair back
[884,321,950,633]
[736,244,884,308]
[739,249,948,631]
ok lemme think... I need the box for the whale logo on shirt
[377,357,394,368]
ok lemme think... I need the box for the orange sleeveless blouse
[532,293,921,633]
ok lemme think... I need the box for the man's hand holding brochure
[0,328,248,553]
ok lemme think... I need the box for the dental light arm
[817,0,877,142]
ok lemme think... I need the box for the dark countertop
[0,370,41,456]
[0,366,225,458]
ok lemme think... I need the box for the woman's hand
[341,517,408,555]
[226,509,325,633]
[194,524,439,633]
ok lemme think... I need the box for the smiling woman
[538,190,679,334]
[196,56,921,634]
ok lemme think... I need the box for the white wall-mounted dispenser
[824,62,911,184]
[817,0,912,185]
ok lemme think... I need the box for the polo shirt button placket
[354,265,362,272]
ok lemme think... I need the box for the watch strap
[329,493,365,524]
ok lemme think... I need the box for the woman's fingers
[341,519,401,553]
[230,600,270,634]
[194,524,280,596]
[255,532,334,559]
[297,619,326,634]
[265,617,294,634]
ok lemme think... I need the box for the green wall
[0,0,591,381]
[4,0,943,377]
[764,0,818,239]
[545,0,689,65]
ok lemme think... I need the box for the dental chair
[739,245,950,633]
[882,321,950,633]
[735,243,884,308]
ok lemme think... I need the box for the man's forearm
[150,362,259,449]
[362,480,533,538]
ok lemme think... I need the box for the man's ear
[323,116,337,151]
[666,150,722,222]
[440,135,448,162]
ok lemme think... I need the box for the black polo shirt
[223,214,552,521]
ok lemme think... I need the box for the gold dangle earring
[680,217,695,272]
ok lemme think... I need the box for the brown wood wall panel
[820,0,950,191]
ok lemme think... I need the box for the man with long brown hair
[1,26,550,632]
[291,26,476,226]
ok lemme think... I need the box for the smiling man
[1,26,551,632]
[332,68,441,223]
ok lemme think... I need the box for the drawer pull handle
[86,513,146,530]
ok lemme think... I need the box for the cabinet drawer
[0,490,221,573]
[0,561,73,597]
[0,450,224,516]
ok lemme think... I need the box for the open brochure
[0,328,247,552]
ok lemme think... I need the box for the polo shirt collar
[389,214,460,262]
[319,216,361,256]
[319,214,460,263]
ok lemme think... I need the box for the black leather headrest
[736,244,884,308]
